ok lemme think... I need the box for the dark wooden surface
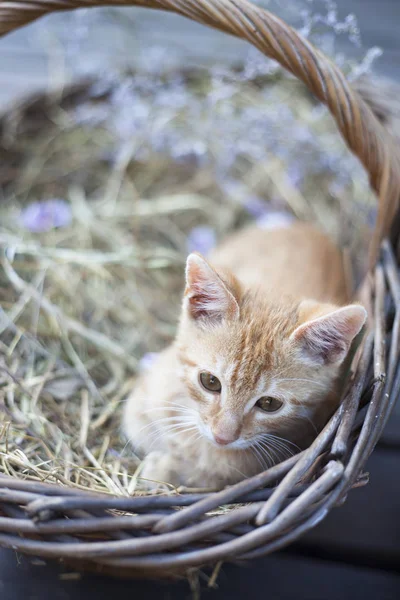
[1,547,399,600]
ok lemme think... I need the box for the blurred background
[0,0,399,108]
[0,1,399,599]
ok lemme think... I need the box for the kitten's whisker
[140,415,194,428]
[267,439,293,460]
[258,437,292,460]
[146,424,198,452]
[258,433,301,452]
[268,442,283,463]
[164,400,198,412]
[157,422,197,433]
[259,441,284,464]
[251,443,269,470]
[135,417,196,444]
[166,405,193,412]
[229,464,249,480]
[268,438,294,459]
[148,422,198,439]
[273,441,295,458]
[141,405,196,416]
[265,433,301,449]
[160,427,199,448]
[257,435,289,462]
[260,437,293,456]
[135,423,185,443]
[254,440,275,466]
[184,430,203,445]
[249,444,263,469]
[117,439,133,460]
[164,421,197,431]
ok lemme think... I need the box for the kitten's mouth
[199,423,250,450]
[211,436,268,451]
[205,433,250,450]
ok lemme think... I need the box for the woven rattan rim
[0,0,400,578]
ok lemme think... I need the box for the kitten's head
[175,253,366,454]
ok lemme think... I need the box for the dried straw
[0,67,375,497]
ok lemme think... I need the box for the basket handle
[1,0,400,264]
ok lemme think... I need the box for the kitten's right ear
[184,253,240,325]
[291,304,367,366]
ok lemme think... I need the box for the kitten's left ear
[291,304,367,366]
[184,253,240,325]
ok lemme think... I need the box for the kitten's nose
[214,434,234,446]
[212,413,240,446]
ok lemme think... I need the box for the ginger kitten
[123,219,366,490]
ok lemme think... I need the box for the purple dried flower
[19,199,72,233]
[243,196,269,218]
[256,211,295,230]
[73,103,109,127]
[107,448,122,458]
[287,164,304,188]
[187,226,217,256]
[172,141,208,167]
[139,352,160,372]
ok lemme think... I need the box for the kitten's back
[210,222,350,305]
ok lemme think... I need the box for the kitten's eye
[255,396,283,413]
[199,372,222,393]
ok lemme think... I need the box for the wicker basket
[1,0,400,579]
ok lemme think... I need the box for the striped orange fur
[123,221,366,489]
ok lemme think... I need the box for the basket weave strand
[0,0,399,578]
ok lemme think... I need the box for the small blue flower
[243,196,269,218]
[256,211,295,230]
[187,226,217,256]
[19,199,72,233]
[139,352,160,372]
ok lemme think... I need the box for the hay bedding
[0,51,377,497]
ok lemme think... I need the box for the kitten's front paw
[138,451,181,492]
